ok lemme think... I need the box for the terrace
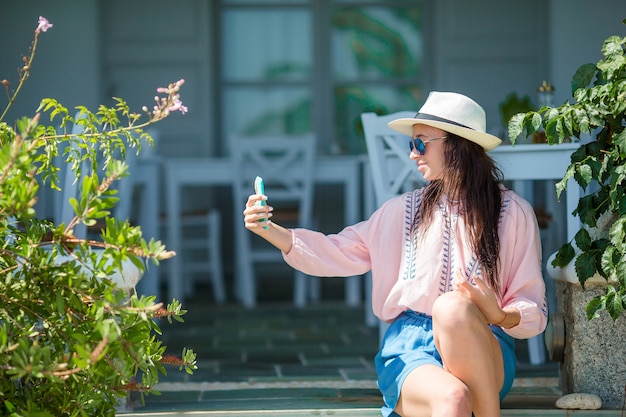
[117,282,620,417]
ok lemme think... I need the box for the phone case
[254,176,268,229]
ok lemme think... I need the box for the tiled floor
[118,284,619,416]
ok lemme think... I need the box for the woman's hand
[242,194,294,254]
[453,270,505,325]
[243,193,273,234]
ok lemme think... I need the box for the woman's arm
[498,192,548,338]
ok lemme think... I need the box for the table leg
[166,175,183,302]
[136,169,161,301]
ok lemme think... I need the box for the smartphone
[254,176,268,229]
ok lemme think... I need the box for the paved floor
[117,284,620,416]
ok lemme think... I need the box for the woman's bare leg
[432,291,505,417]
[395,364,473,417]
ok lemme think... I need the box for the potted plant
[0,17,196,416]
[508,23,626,406]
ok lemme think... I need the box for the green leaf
[56,291,64,317]
[528,112,543,134]
[574,251,598,286]
[570,144,588,164]
[69,197,80,215]
[618,193,626,216]
[545,116,565,143]
[576,194,597,226]
[600,246,618,281]
[574,228,592,251]
[507,113,526,143]
[609,217,626,247]
[573,107,590,134]
[614,259,626,289]
[4,400,16,412]
[613,129,626,158]
[555,164,577,200]
[571,63,597,94]
[552,242,575,268]
[586,295,603,320]
[561,109,574,138]
[83,218,97,227]
[574,162,593,190]
[604,286,624,320]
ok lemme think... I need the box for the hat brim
[388,118,502,152]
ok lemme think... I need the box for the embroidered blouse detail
[401,192,420,281]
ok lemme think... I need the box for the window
[218,0,426,154]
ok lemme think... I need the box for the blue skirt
[374,310,516,417]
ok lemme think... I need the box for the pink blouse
[283,188,547,340]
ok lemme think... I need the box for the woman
[243,91,548,417]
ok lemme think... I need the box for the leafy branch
[508,31,626,320]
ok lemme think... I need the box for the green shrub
[508,22,626,321]
[0,16,196,416]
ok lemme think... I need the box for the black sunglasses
[408,136,447,155]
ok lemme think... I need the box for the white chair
[361,111,427,337]
[157,207,227,304]
[230,133,317,308]
[177,210,226,303]
[362,111,427,208]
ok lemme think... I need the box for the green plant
[508,22,626,321]
[0,17,196,416]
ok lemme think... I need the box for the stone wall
[556,280,626,406]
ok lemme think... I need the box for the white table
[164,156,363,305]
[490,142,581,240]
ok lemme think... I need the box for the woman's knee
[432,292,474,327]
[444,382,473,411]
[402,380,472,415]
[398,371,472,416]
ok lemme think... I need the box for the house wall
[0,1,101,123]
[550,0,625,105]
[433,0,549,136]
[100,0,214,158]
[3,2,624,153]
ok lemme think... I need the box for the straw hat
[388,91,502,151]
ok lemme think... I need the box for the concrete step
[117,377,623,416]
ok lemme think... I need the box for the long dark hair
[415,133,504,293]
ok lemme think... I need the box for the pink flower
[168,98,188,115]
[147,79,188,119]
[36,16,53,34]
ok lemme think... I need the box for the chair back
[361,111,426,208]
[229,133,317,307]
[230,133,317,228]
